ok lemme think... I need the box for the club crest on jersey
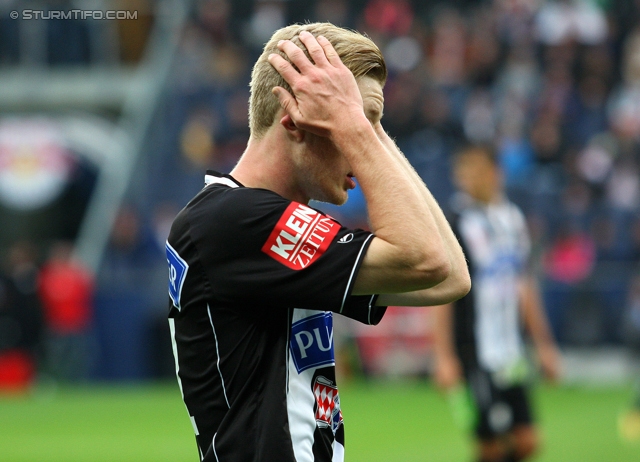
[290,312,334,373]
[166,242,188,311]
[313,376,343,435]
[262,202,340,270]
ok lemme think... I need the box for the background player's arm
[270,32,463,296]
[519,276,561,382]
[372,123,470,306]
[433,303,463,390]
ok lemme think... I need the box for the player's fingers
[272,86,301,119]
[299,30,329,67]
[317,35,340,66]
[268,53,301,87]
[276,39,314,73]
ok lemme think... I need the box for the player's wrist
[329,112,377,155]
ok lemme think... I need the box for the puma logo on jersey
[166,241,188,311]
[262,202,340,270]
[290,312,335,373]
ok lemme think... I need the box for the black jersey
[450,195,530,375]
[166,171,386,462]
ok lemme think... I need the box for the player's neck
[231,133,310,204]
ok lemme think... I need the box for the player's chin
[333,193,348,206]
[319,188,348,206]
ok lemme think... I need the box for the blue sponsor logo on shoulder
[290,312,334,373]
[166,242,188,311]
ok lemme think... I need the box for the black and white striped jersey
[166,171,386,462]
[450,195,531,373]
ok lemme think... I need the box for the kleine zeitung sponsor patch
[262,202,340,270]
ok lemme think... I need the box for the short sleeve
[189,187,378,312]
[336,294,387,325]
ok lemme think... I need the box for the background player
[167,23,470,462]
[433,145,561,462]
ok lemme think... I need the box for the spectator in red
[38,241,94,382]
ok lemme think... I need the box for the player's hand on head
[267,31,365,138]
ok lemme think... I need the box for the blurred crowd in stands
[4,0,640,384]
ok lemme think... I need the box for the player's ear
[279,114,305,142]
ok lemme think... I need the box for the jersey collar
[204,170,244,188]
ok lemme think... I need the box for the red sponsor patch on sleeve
[262,202,341,270]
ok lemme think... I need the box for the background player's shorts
[465,367,534,439]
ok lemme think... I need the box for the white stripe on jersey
[340,234,374,313]
[171,318,203,459]
[287,309,324,462]
[169,318,184,399]
[212,433,220,462]
[367,294,376,325]
[208,305,231,409]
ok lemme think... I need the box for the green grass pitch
[0,380,639,461]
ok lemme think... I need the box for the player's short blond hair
[249,22,387,138]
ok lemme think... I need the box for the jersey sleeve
[336,294,387,325]
[189,187,383,316]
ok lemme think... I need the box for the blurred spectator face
[315,0,349,26]
[590,216,617,252]
[581,45,613,82]
[530,114,562,162]
[467,8,501,85]
[540,61,573,116]
[454,148,502,203]
[576,134,615,185]
[606,158,640,211]
[463,89,495,143]
[429,8,466,86]
[420,89,452,127]
[213,44,249,85]
[48,241,74,264]
[561,178,592,216]
[111,207,141,251]
[384,35,423,73]
[380,72,421,136]
[197,0,231,43]
[248,0,286,46]
[180,108,218,167]
[623,27,640,83]
[8,241,38,275]
[578,75,608,108]
[364,0,414,36]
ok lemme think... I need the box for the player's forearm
[372,125,470,300]
[376,280,469,306]
[333,117,450,286]
[433,303,457,358]
[519,276,556,349]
